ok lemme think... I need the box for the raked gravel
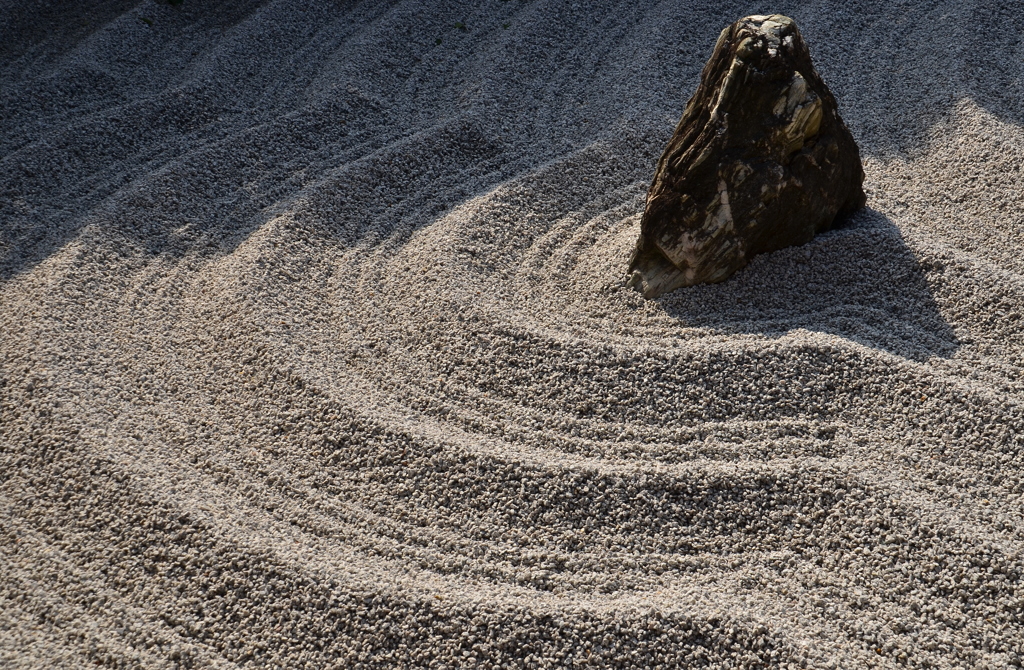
[3,1,1024,668]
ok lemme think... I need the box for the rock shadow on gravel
[655,208,959,361]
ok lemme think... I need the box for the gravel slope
[3,1,1024,668]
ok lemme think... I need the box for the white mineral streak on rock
[732,161,753,186]
[760,17,790,56]
[708,179,735,236]
[780,72,824,154]
[710,58,746,122]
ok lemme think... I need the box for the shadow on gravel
[0,0,141,65]
[656,207,960,361]
[795,0,1024,158]
[961,3,1024,130]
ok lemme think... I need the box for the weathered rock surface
[627,15,866,298]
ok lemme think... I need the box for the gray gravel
[3,1,1024,668]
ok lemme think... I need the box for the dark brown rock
[627,15,866,298]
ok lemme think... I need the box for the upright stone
[626,15,866,298]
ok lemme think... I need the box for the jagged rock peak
[627,15,866,298]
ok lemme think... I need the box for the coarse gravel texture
[2,1,1024,668]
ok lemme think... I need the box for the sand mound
[3,1,1024,668]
